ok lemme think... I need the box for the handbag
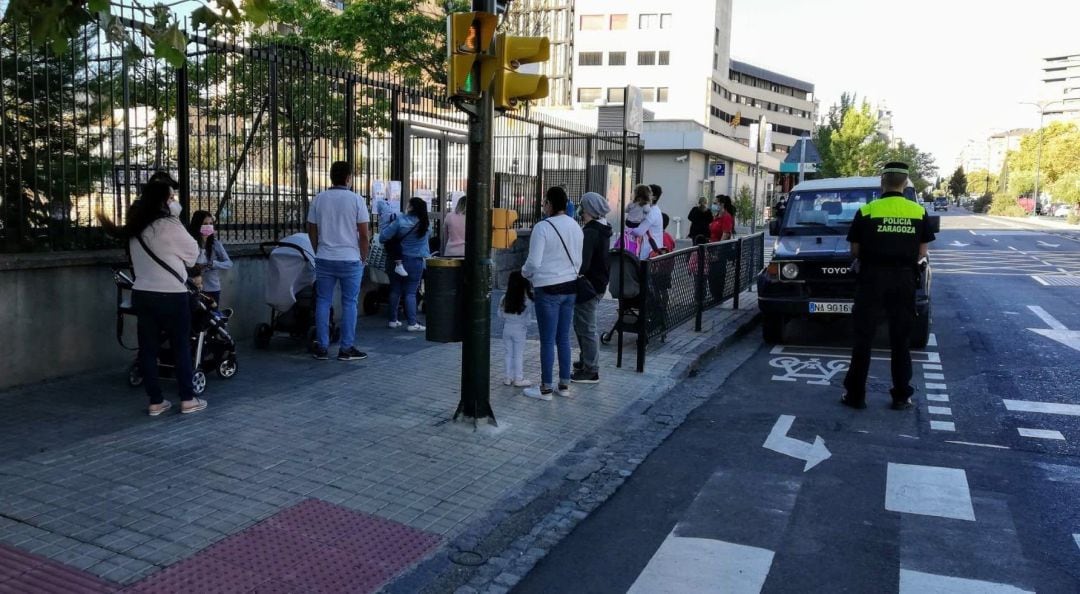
[544,220,598,304]
[367,239,387,271]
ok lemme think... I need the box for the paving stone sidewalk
[0,291,758,592]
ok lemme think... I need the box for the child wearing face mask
[187,210,233,307]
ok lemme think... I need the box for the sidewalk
[0,291,759,593]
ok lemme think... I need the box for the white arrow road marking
[1037,240,1060,248]
[763,415,831,471]
[948,240,970,247]
[1026,305,1080,354]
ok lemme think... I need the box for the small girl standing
[498,271,533,388]
[188,210,233,307]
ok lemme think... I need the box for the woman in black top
[687,197,713,240]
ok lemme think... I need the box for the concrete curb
[382,304,762,594]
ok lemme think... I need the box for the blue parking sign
[713,163,726,176]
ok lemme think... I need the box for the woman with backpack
[380,197,432,332]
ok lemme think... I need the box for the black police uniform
[842,191,935,408]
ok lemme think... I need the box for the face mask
[200,224,214,237]
[710,205,720,214]
[167,200,182,217]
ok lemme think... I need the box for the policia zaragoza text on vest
[840,162,936,411]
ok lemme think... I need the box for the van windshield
[780,189,879,235]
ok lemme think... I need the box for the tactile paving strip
[0,543,115,593]
[129,498,442,594]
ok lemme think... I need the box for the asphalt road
[514,210,1080,593]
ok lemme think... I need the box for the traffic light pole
[454,0,497,425]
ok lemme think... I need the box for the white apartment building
[712,60,817,155]
[1043,53,1080,122]
[956,129,1029,175]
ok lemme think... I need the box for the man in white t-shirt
[307,161,371,361]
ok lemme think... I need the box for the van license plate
[809,302,852,314]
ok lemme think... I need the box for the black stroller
[601,249,647,344]
[255,233,339,350]
[114,269,238,396]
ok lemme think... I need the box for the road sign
[713,163,726,177]
[624,85,643,134]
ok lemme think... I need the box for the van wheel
[762,314,785,344]
[911,304,931,348]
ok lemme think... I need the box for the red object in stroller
[255,233,339,350]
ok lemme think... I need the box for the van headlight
[781,263,799,280]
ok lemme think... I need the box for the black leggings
[133,290,195,404]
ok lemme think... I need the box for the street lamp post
[1020,100,1064,216]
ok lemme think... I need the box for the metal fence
[628,232,766,371]
[0,13,642,253]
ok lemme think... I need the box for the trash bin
[425,257,464,343]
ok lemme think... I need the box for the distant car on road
[1053,204,1073,217]
[933,197,949,212]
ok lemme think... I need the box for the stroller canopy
[266,233,316,311]
[607,249,642,300]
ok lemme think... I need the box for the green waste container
[425,257,464,342]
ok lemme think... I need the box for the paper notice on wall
[388,180,402,212]
[372,180,387,200]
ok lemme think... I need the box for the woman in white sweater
[102,178,205,416]
[520,187,583,401]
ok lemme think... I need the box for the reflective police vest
[851,195,927,268]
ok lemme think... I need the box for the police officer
[841,162,936,410]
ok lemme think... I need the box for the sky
[730,0,1080,175]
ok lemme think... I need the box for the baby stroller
[114,269,238,396]
[255,233,339,349]
[600,249,647,344]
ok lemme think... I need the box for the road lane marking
[931,420,956,432]
[926,383,947,390]
[927,394,949,402]
[1008,246,1019,251]
[924,373,945,380]
[886,463,974,521]
[927,333,937,347]
[769,345,940,363]
[946,441,1010,450]
[928,406,952,416]
[1028,305,1068,330]
[1004,399,1080,416]
[899,569,1033,593]
[1017,428,1065,440]
[628,534,774,594]
[1032,275,1050,286]
[1074,534,1080,553]
[923,363,942,370]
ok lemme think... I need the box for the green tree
[880,141,938,194]
[964,169,999,197]
[734,185,754,227]
[1004,122,1080,201]
[948,167,967,198]
[829,101,887,177]
[1050,171,1080,207]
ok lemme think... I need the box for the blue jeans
[534,286,575,387]
[314,258,363,350]
[388,256,424,325]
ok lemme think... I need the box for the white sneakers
[388,321,403,329]
[504,378,532,387]
[394,262,408,277]
[522,386,553,401]
[406,324,426,332]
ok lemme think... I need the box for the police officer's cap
[882,162,910,175]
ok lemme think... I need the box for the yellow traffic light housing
[492,208,519,249]
[486,34,550,111]
[447,12,498,100]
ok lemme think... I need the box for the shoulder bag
[544,220,598,304]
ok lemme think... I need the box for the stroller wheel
[191,370,207,395]
[127,362,143,387]
[217,356,238,379]
[254,323,273,349]
[600,331,613,345]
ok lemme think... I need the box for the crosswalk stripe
[928,406,952,416]
[1017,428,1065,440]
[899,569,1034,593]
[886,463,974,521]
[931,420,956,432]
[927,394,950,402]
[924,373,946,380]
[628,534,774,594]
[926,383,948,390]
[1003,399,1080,416]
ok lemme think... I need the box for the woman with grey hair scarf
[572,192,613,384]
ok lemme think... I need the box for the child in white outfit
[499,271,533,387]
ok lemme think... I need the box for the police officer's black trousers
[843,267,917,402]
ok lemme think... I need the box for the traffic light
[446,12,498,100]
[486,33,550,111]
[492,207,518,249]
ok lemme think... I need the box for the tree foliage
[948,167,967,198]
[1003,121,1080,202]
[964,169,999,197]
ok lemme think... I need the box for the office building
[1042,53,1080,122]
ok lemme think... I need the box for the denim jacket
[379,214,431,260]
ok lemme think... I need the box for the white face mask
[167,200,182,217]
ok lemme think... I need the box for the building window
[639,13,659,29]
[607,87,625,103]
[658,51,670,65]
[637,51,656,66]
[715,27,720,46]
[713,53,719,70]
[657,87,669,103]
[610,14,628,30]
[640,87,655,102]
[577,87,602,103]
[579,14,604,30]
[660,13,672,29]
[608,51,626,66]
[578,52,603,66]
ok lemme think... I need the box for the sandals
[148,400,172,417]
[181,398,208,414]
